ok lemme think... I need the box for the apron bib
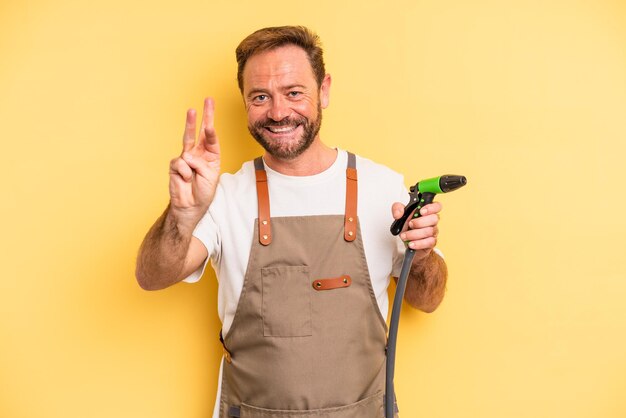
[219,153,396,418]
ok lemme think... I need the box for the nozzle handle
[390,192,435,236]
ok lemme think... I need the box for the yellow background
[2,0,626,417]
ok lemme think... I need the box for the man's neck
[263,139,337,176]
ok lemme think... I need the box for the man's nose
[266,96,290,121]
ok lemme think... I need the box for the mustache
[253,116,307,129]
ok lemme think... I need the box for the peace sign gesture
[169,98,221,224]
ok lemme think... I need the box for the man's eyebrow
[246,85,309,99]
[246,89,268,99]
[283,84,307,91]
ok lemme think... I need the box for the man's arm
[135,98,220,290]
[401,250,447,313]
[136,206,209,290]
[391,202,447,312]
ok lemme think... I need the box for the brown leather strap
[344,152,357,242]
[254,158,272,246]
[254,153,357,245]
[312,275,352,291]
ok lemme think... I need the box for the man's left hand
[391,201,442,261]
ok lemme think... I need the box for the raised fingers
[199,98,219,150]
[182,109,197,153]
[201,98,214,131]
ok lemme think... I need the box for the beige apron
[219,153,396,418]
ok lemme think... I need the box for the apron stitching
[222,219,260,343]
[354,220,389,333]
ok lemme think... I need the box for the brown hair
[235,26,326,92]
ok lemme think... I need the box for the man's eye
[288,91,301,98]
[254,95,268,102]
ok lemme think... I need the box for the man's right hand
[169,97,221,225]
[136,98,218,290]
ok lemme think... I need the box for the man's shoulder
[209,160,258,211]
[352,152,404,186]
[217,159,256,189]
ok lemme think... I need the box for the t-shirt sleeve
[183,208,221,283]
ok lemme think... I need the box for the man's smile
[263,123,304,138]
[266,125,297,133]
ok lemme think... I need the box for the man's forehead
[242,45,316,90]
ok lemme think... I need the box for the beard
[248,103,322,160]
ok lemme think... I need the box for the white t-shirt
[185,149,408,334]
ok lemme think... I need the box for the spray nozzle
[411,174,467,194]
[390,174,467,236]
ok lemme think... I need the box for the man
[136,26,446,418]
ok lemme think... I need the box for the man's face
[242,45,330,160]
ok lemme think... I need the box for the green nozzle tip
[416,177,443,194]
[417,175,467,194]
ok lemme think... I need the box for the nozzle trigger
[390,200,418,236]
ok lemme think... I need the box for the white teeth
[268,126,296,133]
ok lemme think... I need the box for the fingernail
[408,221,414,229]
[408,242,415,249]
[400,233,406,240]
[183,152,192,161]
[421,207,428,215]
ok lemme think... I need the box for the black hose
[385,247,415,418]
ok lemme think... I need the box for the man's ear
[320,74,332,109]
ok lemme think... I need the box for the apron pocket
[261,266,312,337]
[238,391,384,418]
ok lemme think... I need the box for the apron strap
[254,157,272,246]
[253,152,358,245]
[344,152,358,242]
